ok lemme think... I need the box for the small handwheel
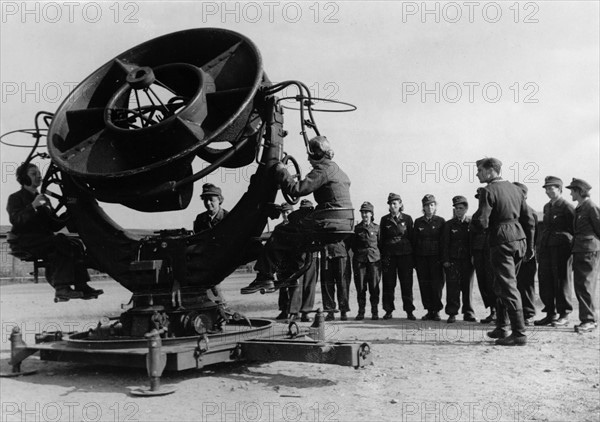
[40,162,71,226]
[281,154,302,205]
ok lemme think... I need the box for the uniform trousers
[255,224,305,277]
[415,255,445,312]
[537,245,573,315]
[381,254,414,313]
[516,257,537,319]
[278,254,318,314]
[490,240,526,336]
[320,256,350,313]
[572,251,600,323]
[353,260,381,316]
[10,233,89,288]
[444,259,474,317]
[472,249,496,309]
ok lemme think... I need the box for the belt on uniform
[497,219,518,225]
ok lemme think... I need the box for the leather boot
[480,307,496,324]
[275,311,288,320]
[509,308,527,338]
[487,328,509,339]
[496,308,527,346]
[534,313,557,326]
[488,301,509,339]
[495,301,510,333]
[495,334,527,346]
[77,283,104,299]
[55,287,84,301]
[300,313,312,322]
[241,274,275,294]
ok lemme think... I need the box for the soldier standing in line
[470,189,496,324]
[350,201,381,320]
[442,196,476,323]
[535,176,575,327]
[379,193,416,320]
[513,182,539,326]
[414,194,446,321]
[566,178,600,333]
[474,158,535,346]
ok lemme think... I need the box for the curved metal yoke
[47,28,265,212]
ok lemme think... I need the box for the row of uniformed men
[277,176,599,334]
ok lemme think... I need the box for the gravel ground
[1,274,599,422]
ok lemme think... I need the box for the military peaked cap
[421,194,436,206]
[200,183,223,200]
[542,176,563,189]
[452,195,468,207]
[387,193,402,204]
[360,201,374,213]
[476,157,503,170]
[566,178,592,192]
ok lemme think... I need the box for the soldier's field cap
[300,199,314,209]
[280,203,293,212]
[513,182,528,195]
[421,194,436,206]
[360,201,374,213]
[200,183,223,199]
[542,176,563,189]
[452,195,468,207]
[566,178,592,192]
[476,157,503,169]
[387,193,402,204]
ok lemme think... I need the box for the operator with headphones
[241,135,353,296]
[6,162,103,301]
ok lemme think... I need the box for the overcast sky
[1,1,598,230]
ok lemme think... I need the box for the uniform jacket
[413,215,446,256]
[572,199,600,253]
[442,216,471,261]
[323,241,349,259]
[474,178,535,248]
[7,188,63,238]
[350,221,380,263]
[538,197,575,248]
[279,159,352,209]
[469,209,488,251]
[528,205,539,250]
[379,212,414,256]
[193,208,229,233]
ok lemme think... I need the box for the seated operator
[6,163,103,301]
[193,183,229,233]
[241,135,353,294]
[193,183,229,301]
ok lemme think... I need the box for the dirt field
[1,274,599,422]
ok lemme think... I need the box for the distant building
[0,225,38,282]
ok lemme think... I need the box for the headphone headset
[16,163,34,186]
